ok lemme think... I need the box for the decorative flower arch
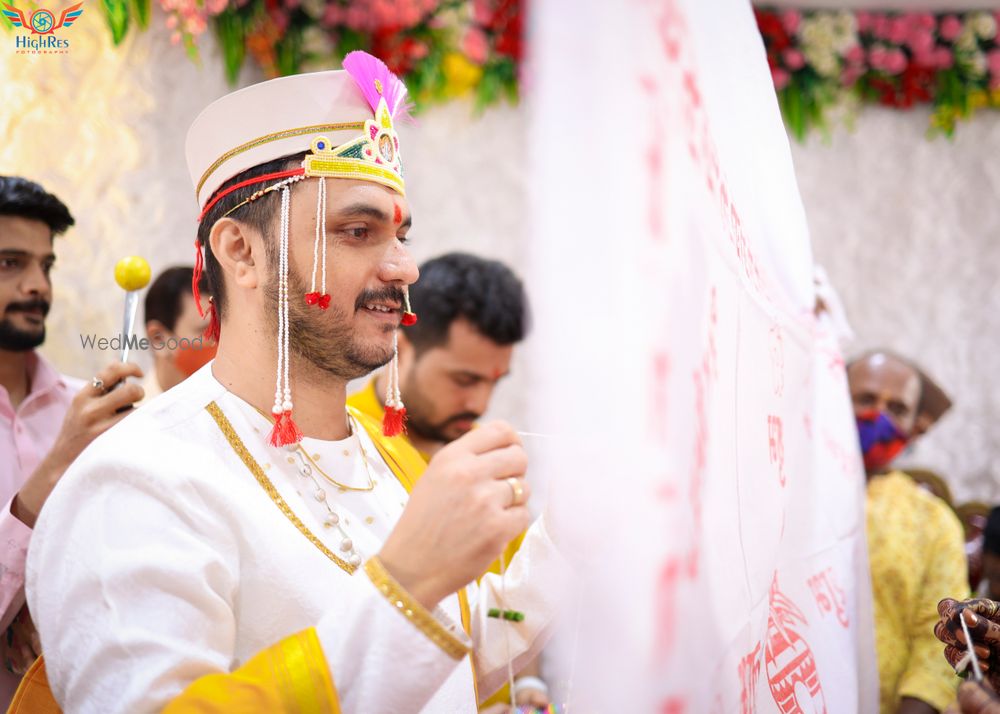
[1,0,523,109]
[755,7,1000,139]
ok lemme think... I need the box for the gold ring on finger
[506,477,525,508]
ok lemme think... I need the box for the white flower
[301,0,325,21]
[968,49,988,77]
[971,11,997,40]
[302,26,333,58]
[809,50,841,78]
[956,25,979,52]
[830,11,858,54]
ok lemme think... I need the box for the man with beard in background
[0,176,143,705]
[348,251,550,710]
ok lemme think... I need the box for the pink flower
[771,67,790,90]
[872,15,890,39]
[165,13,178,28]
[856,12,872,34]
[888,17,908,44]
[912,13,936,31]
[988,49,1000,76]
[939,15,963,42]
[321,4,342,27]
[170,30,181,44]
[841,65,864,86]
[344,6,365,29]
[933,46,954,69]
[782,48,804,70]
[907,28,934,55]
[205,0,227,14]
[912,50,936,68]
[269,9,288,32]
[868,46,887,70]
[780,10,800,34]
[461,27,489,65]
[844,45,865,65]
[186,13,206,35]
[472,0,493,25]
[884,49,907,74]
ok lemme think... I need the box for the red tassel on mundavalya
[192,240,206,318]
[268,410,303,447]
[401,312,418,326]
[382,405,406,437]
[204,299,221,343]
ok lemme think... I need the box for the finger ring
[91,376,105,392]
[506,477,525,508]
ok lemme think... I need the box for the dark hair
[407,252,529,353]
[145,266,209,332]
[0,176,74,236]
[196,153,305,317]
[984,506,1000,556]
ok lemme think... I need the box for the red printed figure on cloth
[807,567,850,628]
[765,577,827,714]
[768,415,786,487]
[739,642,763,714]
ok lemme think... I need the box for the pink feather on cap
[342,51,413,123]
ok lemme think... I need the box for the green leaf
[130,0,149,30]
[214,10,246,85]
[275,27,304,76]
[102,0,130,44]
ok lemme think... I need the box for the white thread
[273,188,290,414]
[960,608,984,682]
[319,178,328,296]
[309,178,322,293]
[281,188,292,410]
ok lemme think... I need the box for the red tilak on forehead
[393,204,402,225]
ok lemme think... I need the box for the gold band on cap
[197,121,366,202]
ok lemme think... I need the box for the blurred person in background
[849,350,968,714]
[142,266,215,401]
[349,252,549,710]
[0,176,143,705]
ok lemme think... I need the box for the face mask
[173,340,217,377]
[856,410,909,472]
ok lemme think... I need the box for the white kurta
[26,365,566,713]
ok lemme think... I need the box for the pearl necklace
[282,415,377,568]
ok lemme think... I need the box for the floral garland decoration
[0,0,522,110]
[755,8,1000,140]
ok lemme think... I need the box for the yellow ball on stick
[114,256,151,292]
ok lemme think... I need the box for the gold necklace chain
[298,415,376,493]
[254,407,377,493]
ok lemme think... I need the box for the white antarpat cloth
[26,365,569,713]
[529,0,877,710]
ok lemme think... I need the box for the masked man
[142,266,216,400]
[22,53,567,712]
[849,350,968,714]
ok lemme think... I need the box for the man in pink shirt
[0,176,144,703]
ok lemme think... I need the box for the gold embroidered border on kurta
[364,556,471,661]
[205,401,355,575]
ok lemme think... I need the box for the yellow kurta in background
[349,378,528,709]
[866,471,969,713]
